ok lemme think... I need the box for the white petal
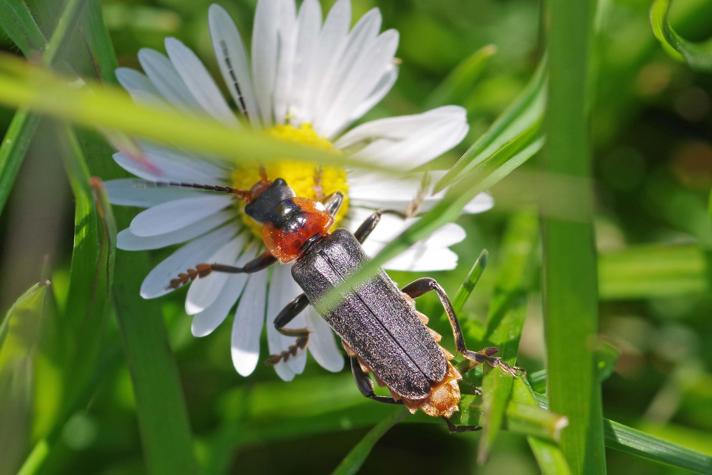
[266,265,307,380]
[184,233,246,315]
[288,0,322,124]
[117,211,234,251]
[305,308,344,372]
[165,37,237,124]
[190,240,255,334]
[115,68,162,104]
[340,108,469,169]
[231,264,268,376]
[130,195,234,237]
[273,0,298,124]
[321,29,400,138]
[348,171,494,215]
[303,0,350,121]
[140,224,238,299]
[140,143,228,180]
[112,150,226,184]
[251,0,281,124]
[336,105,466,148]
[347,207,466,271]
[138,48,201,109]
[105,178,205,208]
[380,244,459,272]
[313,8,382,133]
[348,65,398,124]
[464,193,495,214]
[209,4,261,125]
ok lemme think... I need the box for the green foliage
[331,409,407,475]
[543,0,606,472]
[0,282,51,475]
[651,0,712,72]
[0,0,711,474]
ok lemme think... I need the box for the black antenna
[220,40,249,119]
[151,181,250,199]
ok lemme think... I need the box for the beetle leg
[350,357,401,405]
[322,191,344,217]
[167,251,277,290]
[443,417,481,433]
[266,294,311,365]
[353,209,407,243]
[401,278,521,377]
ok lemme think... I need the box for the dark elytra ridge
[292,229,448,400]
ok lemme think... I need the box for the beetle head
[245,178,298,226]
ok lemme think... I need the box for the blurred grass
[0,282,51,475]
[0,0,711,474]
[651,0,712,72]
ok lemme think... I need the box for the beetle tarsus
[266,333,309,365]
[444,417,481,433]
[401,277,522,378]
[165,252,277,290]
[267,293,311,365]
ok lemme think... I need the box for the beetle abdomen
[292,229,448,400]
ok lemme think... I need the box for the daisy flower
[105,0,494,381]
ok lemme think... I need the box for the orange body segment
[262,198,334,262]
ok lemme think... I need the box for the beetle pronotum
[160,177,518,431]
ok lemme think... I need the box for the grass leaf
[477,211,538,464]
[650,0,712,72]
[0,0,46,56]
[0,281,51,475]
[599,244,710,299]
[435,57,546,192]
[604,419,712,473]
[0,0,86,216]
[542,0,607,471]
[0,111,41,215]
[452,250,488,314]
[425,44,497,109]
[331,409,407,475]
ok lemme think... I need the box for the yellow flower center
[231,123,349,237]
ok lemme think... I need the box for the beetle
[163,177,518,431]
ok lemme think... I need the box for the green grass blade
[17,175,116,475]
[477,211,538,464]
[59,126,115,399]
[0,111,40,215]
[82,0,118,81]
[599,244,710,299]
[650,0,712,72]
[604,420,712,473]
[0,281,51,475]
[435,57,546,192]
[0,0,86,216]
[543,0,606,472]
[331,409,407,475]
[0,54,397,174]
[452,249,488,314]
[0,0,46,56]
[527,370,712,472]
[510,378,571,473]
[425,44,497,108]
